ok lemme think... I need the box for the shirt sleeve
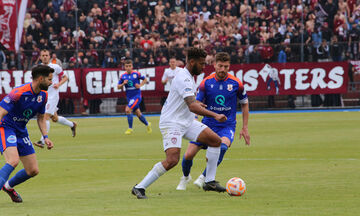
[162,69,168,82]
[196,79,206,102]
[0,90,21,112]
[237,84,248,104]
[175,74,195,99]
[118,74,124,84]
[137,72,146,80]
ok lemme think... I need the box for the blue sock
[127,114,133,128]
[138,115,148,126]
[182,155,193,177]
[202,144,228,177]
[0,163,15,188]
[8,169,32,188]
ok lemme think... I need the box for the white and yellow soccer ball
[226,177,246,196]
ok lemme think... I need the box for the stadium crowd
[1,0,360,70]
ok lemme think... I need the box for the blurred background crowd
[1,0,360,71]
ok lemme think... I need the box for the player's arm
[37,113,54,150]
[239,102,250,145]
[161,70,168,84]
[117,79,128,89]
[184,96,226,122]
[136,77,148,89]
[0,106,9,122]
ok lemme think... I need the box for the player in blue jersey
[0,65,54,202]
[176,52,251,190]
[118,59,152,135]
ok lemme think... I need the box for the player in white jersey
[162,57,181,89]
[34,50,77,148]
[132,47,227,199]
[161,57,182,105]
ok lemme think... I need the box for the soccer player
[161,57,182,106]
[176,52,250,190]
[0,65,54,202]
[34,50,77,148]
[131,47,227,199]
[118,59,152,135]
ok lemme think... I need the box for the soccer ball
[226,177,246,196]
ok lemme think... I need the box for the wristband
[43,135,49,139]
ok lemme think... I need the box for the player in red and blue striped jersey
[0,65,54,202]
[176,52,251,190]
[118,59,152,135]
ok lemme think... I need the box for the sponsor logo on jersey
[23,109,33,119]
[7,135,17,143]
[227,84,233,91]
[127,80,133,87]
[37,95,42,103]
[215,95,226,107]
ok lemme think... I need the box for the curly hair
[186,47,207,61]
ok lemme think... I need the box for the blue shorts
[127,96,141,110]
[0,127,35,157]
[190,125,235,149]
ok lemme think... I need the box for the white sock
[136,162,166,189]
[205,146,220,183]
[57,116,74,127]
[4,181,12,189]
[40,120,50,143]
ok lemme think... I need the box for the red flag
[0,0,28,51]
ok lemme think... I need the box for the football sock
[8,169,32,188]
[40,120,50,143]
[202,143,228,177]
[0,163,14,188]
[205,146,220,183]
[138,115,148,126]
[57,116,74,127]
[135,162,166,189]
[127,114,133,128]
[181,155,193,177]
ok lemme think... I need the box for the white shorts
[45,96,59,115]
[160,120,208,151]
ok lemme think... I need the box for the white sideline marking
[38,158,360,162]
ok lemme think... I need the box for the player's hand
[239,127,250,145]
[53,83,60,89]
[123,80,128,84]
[214,114,227,122]
[44,138,54,150]
[135,83,141,89]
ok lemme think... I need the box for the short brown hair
[215,52,230,63]
[32,65,54,79]
[124,59,133,65]
[186,47,207,61]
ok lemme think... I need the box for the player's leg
[134,108,152,134]
[54,111,77,137]
[176,143,202,190]
[186,121,225,192]
[0,128,19,190]
[124,105,134,134]
[132,128,183,199]
[195,127,234,188]
[3,135,37,202]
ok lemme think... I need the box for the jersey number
[22,137,32,146]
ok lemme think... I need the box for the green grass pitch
[1,111,359,216]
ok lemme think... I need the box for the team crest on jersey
[227,84,233,91]
[171,137,177,144]
[133,74,137,78]
[37,95,43,103]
